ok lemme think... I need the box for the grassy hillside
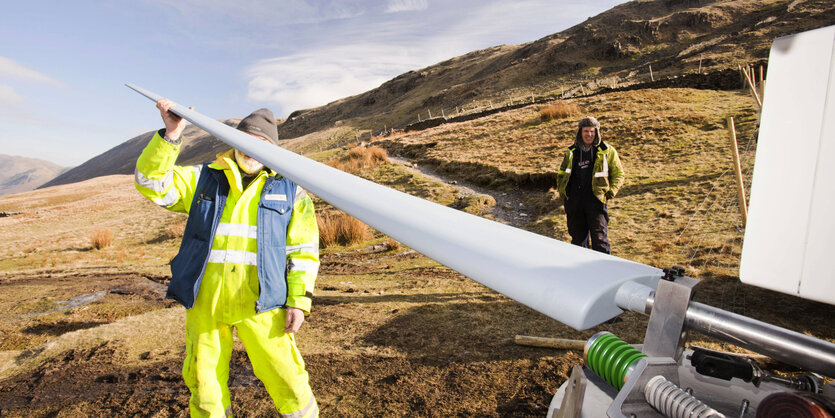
[376,88,759,274]
[1,86,833,415]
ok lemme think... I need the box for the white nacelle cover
[740,25,835,305]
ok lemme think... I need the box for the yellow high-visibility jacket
[135,131,319,323]
[556,142,625,204]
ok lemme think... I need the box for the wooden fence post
[739,65,762,108]
[727,116,748,225]
[759,65,765,100]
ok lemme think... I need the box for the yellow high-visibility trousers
[183,307,318,417]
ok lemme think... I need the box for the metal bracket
[549,365,621,418]
[642,267,700,359]
[556,365,588,418]
[606,357,679,418]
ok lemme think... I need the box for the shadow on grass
[357,299,584,362]
[23,320,105,336]
[617,172,722,198]
[314,291,500,307]
[144,233,179,245]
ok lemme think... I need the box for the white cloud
[385,0,428,13]
[243,0,627,116]
[145,0,378,27]
[247,44,425,115]
[0,57,61,85]
[0,85,24,106]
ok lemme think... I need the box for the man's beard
[234,149,265,175]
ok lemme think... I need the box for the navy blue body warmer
[168,163,298,312]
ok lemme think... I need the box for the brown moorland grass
[376,88,759,273]
[383,237,401,251]
[90,228,113,250]
[327,145,389,173]
[317,211,372,248]
[539,101,581,122]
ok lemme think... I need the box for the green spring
[584,331,646,390]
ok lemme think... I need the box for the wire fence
[673,110,759,315]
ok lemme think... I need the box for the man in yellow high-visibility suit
[135,98,319,417]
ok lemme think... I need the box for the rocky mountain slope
[39,0,835,189]
[0,155,68,197]
[277,0,835,138]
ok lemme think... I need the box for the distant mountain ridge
[39,120,241,189]
[0,155,68,196]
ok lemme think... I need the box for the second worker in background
[556,116,624,254]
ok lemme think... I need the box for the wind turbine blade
[127,83,661,330]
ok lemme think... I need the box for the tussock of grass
[328,146,389,173]
[458,193,497,216]
[539,102,581,122]
[317,212,372,248]
[90,228,112,250]
[383,237,401,251]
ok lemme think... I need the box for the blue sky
[0,0,624,167]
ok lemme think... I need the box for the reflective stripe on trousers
[279,394,318,418]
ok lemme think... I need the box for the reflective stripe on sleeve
[190,164,203,181]
[285,243,319,256]
[216,223,258,239]
[207,250,258,265]
[153,186,181,207]
[294,186,308,201]
[135,169,173,193]
[594,153,609,178]
[288,258,319,274]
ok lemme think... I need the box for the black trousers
[564,193,610,254]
